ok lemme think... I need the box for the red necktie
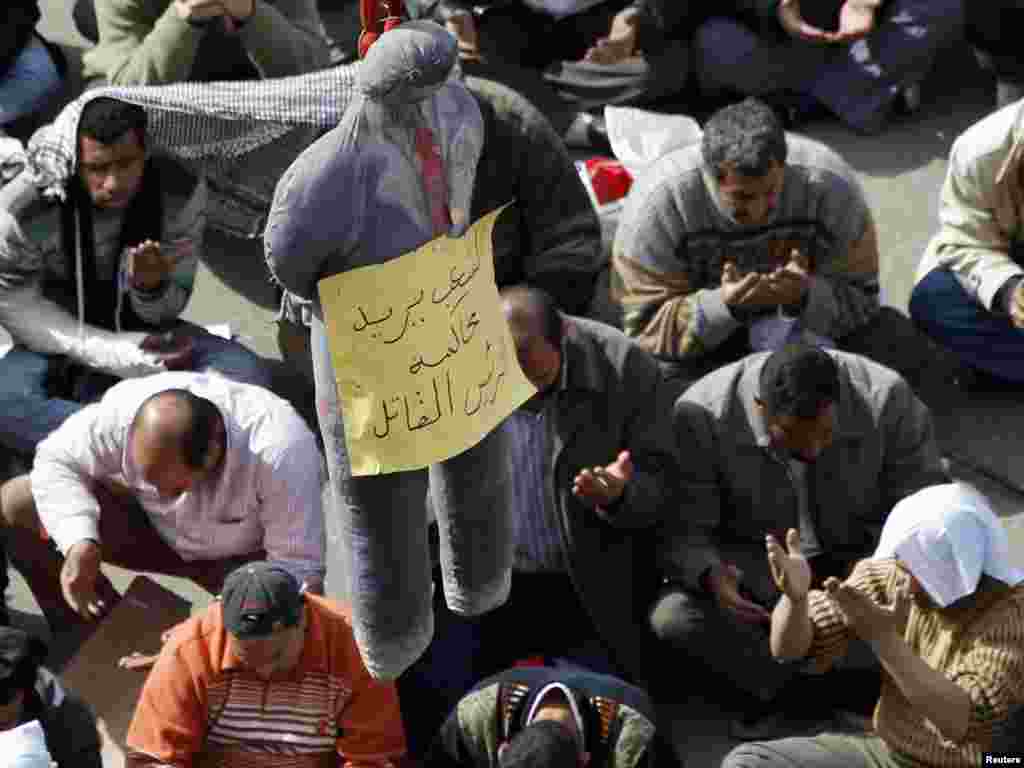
[414,125,451,236]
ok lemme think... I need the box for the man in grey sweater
[612,98,882,389]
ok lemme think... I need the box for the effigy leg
[311,313,433,680]
[430,420,513,617]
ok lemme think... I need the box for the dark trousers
[397,568,618,757]
[1,478,264,641]
[910,268,1024,384]
[648,554,859,705]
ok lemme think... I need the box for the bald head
[130,389,224,498]
[501,286,564,393]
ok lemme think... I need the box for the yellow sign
[318,205,537,476]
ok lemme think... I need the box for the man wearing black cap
[0,627,102,767]
[649,344,946,736]
[126,562,407,768]
[427,665,660,768]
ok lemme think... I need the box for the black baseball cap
[220,563,304,639]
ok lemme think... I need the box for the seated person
[965,3,1024,111]
[911,99,1024,386]
[0,627,102,768]
[0,1,64,139]
[397,286,676,756]
[0,371,325,646]
[427,665,660,768]
[420,0,691,148]
[0,96,273,460]
[125,562,407,768]
[652,343,946,733]
[692,0,962,134]
[77,0,331,87]
[613,98,881,387]
[723,483,1024,767]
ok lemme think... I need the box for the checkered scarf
[24,64,359,240]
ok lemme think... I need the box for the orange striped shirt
[806,558,1024,767]
[126,596,407,768]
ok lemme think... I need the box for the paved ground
[6,3,1024,767]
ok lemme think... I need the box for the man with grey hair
[612,97,882,388]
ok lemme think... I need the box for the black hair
[499,721,580,768]
[701,97,787,181]
[502,285,564,349]
[134,389,222,470]
[758,344,840,420]
[77,97,148,147]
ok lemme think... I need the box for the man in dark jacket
[650,343,947,735]
[0,627,102,768]
[397,285,677,756]
[427,666,659,768]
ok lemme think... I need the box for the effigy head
[357,20,458,106]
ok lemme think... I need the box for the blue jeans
[0,329,273,456]
[910,268,1024,383]
[0,36,62,126]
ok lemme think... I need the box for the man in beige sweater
[78,0,330,87]
[910,99,1024,386]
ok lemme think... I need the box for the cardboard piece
[60,576,192,754]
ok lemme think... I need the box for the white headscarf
[874,483,1024,607]
[0,720,53,768]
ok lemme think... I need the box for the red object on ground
[584,158,633,205]
[359,0,408,58]
[514,656,547,667]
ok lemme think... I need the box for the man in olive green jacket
[80,0,330,87]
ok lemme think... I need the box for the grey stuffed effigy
[264,20,514,680]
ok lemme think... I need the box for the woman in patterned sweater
[723,483,1024,768]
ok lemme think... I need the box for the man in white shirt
[0,371,325,644]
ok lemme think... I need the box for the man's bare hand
[767,528,812,601]
[1009,282,1024,329]
[706,563,771,624]
[125,240,181,291]
[173,0,226,22]
[61,540,105,620]
[721,262,778,309]
[573,450,633,508]
[832,0,877,43]
[777,0,833,43]
[139,331,195,371]
[583,7,640,65]
[766,249,811,308]
[824,575,911,646]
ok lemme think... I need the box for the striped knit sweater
[125,596,407,768]
[612,135,880,361]
[806,559,1024,767]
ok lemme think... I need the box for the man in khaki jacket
[911,99,1024,385]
